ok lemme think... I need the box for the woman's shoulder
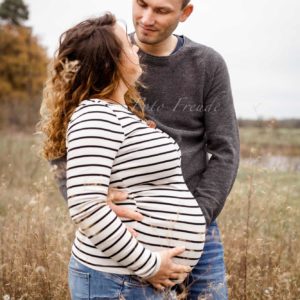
[69,99,122,123]
[67,99,128,140]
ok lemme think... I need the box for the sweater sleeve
[49,155,67,202]
[66,102,161,278]
[194,52,240,226]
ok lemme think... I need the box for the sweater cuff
[142,252,161,279]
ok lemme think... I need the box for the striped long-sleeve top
[66,99,206,278]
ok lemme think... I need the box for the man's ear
[179,4,193,23]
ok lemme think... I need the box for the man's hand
[107,187,143,237]
[146,247,192,291]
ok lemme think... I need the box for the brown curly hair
[39,12,145,160]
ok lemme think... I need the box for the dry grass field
[0,129,299,299]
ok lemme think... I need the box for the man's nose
[140,8,155,26]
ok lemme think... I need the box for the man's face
[132,0,187,45]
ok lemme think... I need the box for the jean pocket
[69,267,90,300]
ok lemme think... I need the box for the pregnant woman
[40,13,206,299]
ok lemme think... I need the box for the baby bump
[134,197,206,267]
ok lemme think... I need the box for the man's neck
[134,34,178,57]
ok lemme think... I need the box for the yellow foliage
[0,24,48,102]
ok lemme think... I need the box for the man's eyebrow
[156,6,173,11]
[139,0,173,11]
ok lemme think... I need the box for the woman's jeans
[68,255,176,300]
[69,221,227,300]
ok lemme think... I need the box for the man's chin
[136,33,158,45]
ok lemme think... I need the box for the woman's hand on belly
[107,187,143,237]
[146,246,192,291]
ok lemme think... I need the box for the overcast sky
[19,0,300,119]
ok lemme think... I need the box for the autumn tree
[0,0,48,129]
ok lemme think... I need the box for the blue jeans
[68,255,176,300]
[178,220,228,300]
[69,220,227,300]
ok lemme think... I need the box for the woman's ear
[179,4,194,23]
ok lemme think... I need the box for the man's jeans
[179,220,228,300]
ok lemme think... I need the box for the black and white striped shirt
[67,99,206,278]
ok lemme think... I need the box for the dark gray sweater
[136,36,240,226]
[50,36,240,227]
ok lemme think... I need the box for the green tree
[0,0,29,26]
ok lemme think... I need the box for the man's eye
[157,9,170,14]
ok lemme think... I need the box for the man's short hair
[182,0,191,9]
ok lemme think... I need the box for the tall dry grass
[219,161,300,299]
[0,132,73,299]
[0,130,299,299]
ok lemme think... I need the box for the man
[51,0,239,298]
[130,0,239,298]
